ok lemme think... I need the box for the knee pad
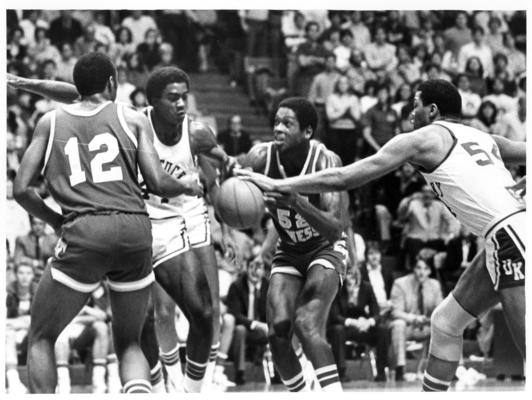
[429,294,475,362]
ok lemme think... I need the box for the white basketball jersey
[419,121,524,237]
[142,107,207,220]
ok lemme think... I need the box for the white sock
[6,368,22,386]
[184,356,208,393]
[106,356,121,393]
[315,365,342,392]
[161,345,184,391]
[56,366,71,393]
[204,342,220,386]
[281,370,310,392]
[150,361,166,393]
[123,379,151,393]
[92,363,107,389]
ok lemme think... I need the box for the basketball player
[140,67,234,392]
[12,53,202,393]
[240,97,350,392]
[239,79,526,391]
[8,67,235,392]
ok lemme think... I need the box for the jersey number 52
[64,133,123,187]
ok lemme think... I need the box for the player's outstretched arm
[243,133,421,194]
[128,107,203,197]
[492,135,526,165]
[7,73,80,104]
[13,112,64,233]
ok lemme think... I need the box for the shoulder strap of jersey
[418,121,459,174]
[116,103,138,148]
[264,142,273,176]
[41,110,56,175]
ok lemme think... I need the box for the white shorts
[485,210,525,290]
[183,211,212,249]
[151,217,190,268]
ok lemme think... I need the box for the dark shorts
[50,213,154,293]
[271,237,348,283]
[485,211,525,290]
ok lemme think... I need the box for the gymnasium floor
[65,379,524,393]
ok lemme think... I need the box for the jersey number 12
[64,133,123,187]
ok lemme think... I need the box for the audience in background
[389,257,444,381]
[5,9,526,389]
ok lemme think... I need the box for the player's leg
[155,250,214,392]
[422,250,499,391]
[294,266,342,392]
[488,217,526,357]
[498,286,525,356]
[267,272,305,391]
[140,298,167,392]
[193,244,222,388]
[108,285,152,393]
[27,267,91,393]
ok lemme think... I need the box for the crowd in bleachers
[6,9,526,392]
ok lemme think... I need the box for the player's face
[154,82,188,125]
[410,91,431,129]
[273,107,309,152]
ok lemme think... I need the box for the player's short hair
[146,66,190,104]
[418,79,462,118]
[278,97,318,136]
[15,262,35,274]
[73,52,116,97]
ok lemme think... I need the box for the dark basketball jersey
[42,101,147,220]
[264,140,330,253]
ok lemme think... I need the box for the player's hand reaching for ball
[235,168,281,193]
[180,175,204,196]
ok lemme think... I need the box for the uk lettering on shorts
[485,211,525,290]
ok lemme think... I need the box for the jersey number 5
[64,133,124,187]
[461,142,501,166]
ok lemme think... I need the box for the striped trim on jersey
[41,110,56,175]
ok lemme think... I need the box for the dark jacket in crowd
[6,281,38,319]
[226,272,268,329]
[328,280,380,326]
[360,263,395,299]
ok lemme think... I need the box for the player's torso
[141,107,206,220]
[265,140,330,252]
[43,101,146,219]
[419,120,524,236]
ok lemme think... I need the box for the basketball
[215,177,265,229]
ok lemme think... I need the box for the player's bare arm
[13,112,65,233]
[190,121,237,171]
[127,107,202,197]
[7,73,80,104]
[240,142,269,173]
[492,135,526,164]
[240,129,431,194]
